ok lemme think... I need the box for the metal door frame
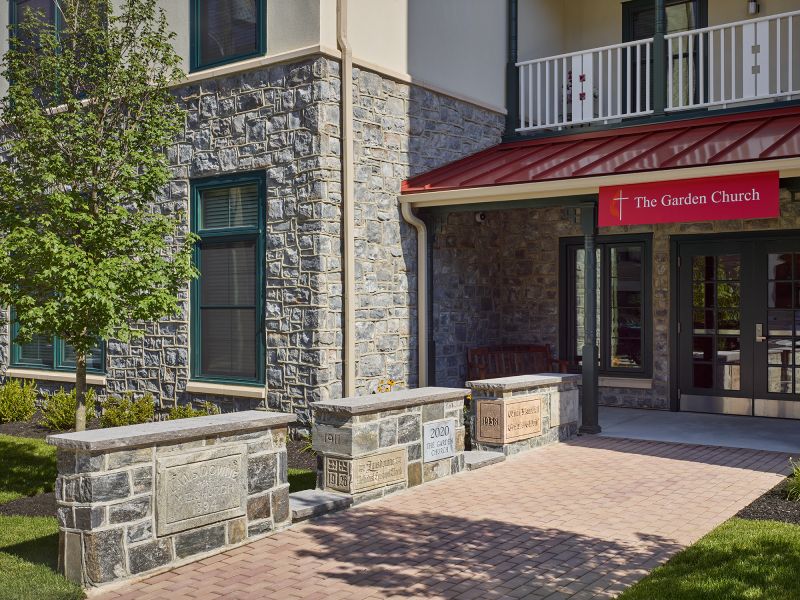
[671,230,800,419]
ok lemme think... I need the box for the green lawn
[0,435,83,600]
[0,434,57,505]
[0,516,83,600]
[619,518,800,600]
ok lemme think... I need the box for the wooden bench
[467,344,569,381]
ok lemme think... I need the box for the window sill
[577,377,653,390]
[185,381,266,399]
[6,368,107,386]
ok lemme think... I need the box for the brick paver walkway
[96,437,791,600]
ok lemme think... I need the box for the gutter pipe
[337,0,356,396]
[401,203,428,387]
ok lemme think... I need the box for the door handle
[755,323,766,343]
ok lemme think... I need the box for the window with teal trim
[11,320,105,373]
[191,0,265,72]
[192,176,264,383]
[12,0,57,41]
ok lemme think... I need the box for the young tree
[0,0,197,430]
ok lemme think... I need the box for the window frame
[9,314,106,374]
[190,172,266,386]
[622,0,708,42]
[189,0,267,73]
[559,233,653,378]
[10,0,60,38]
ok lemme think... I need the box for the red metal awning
[402,106,800,195]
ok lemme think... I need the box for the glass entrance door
[678,241,754,415]
[753,241,800,418]
[678,237,800,419]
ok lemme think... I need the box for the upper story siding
[0,0,507,113]
[520,0,800,61]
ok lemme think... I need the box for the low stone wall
[47,411,295,587]
[311,387,469,504]
[467,374,580,455]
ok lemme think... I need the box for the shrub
[788,459,800,502]
[99,393,155,428]
[299,432,316,456]
[0,379,37,423]
[168,401,220,420]
[40,388,96,431]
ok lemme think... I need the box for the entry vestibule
[427,186,800,423]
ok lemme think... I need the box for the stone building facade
[1,54,504,424]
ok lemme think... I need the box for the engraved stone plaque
[312,424,352,455]
[422,418,456,463]
[324,448,407,494]
[476,395,543,444]
[505,396,542,442]
[156,445,247,535]
[476,401,504,443]
[324,456,352,492]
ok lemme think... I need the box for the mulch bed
[0,492,56,518]
[0,418,52,440]
[737,478,800,525]
[287,438,317,471]
[0,413,102,439]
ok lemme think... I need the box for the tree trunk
[75,352,87,432]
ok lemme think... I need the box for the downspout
[401,203,428,387]
[337,0,356,396]
[504,0,519,139]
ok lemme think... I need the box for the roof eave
[400,158,800,209]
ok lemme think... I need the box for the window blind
[62,342,104,371]
[198,0,259,67]
[199,240,257,379]
[201,184,259,230]
[18,334,54,368]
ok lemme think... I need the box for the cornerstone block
[324,448,407,494]
[476,395,542,444]
[422,418,456,462]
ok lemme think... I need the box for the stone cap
[312,387,469,416]
[466,373,580,394]
[47,410,296,452]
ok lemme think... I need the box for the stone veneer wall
[350,67,504,392]
[433,188,800,410]
[433,207,581,386]
[109,57,345,421]
[52,415,292,587]
[0,56,505,425]
[468,374,580,456]
[312,388,468,504]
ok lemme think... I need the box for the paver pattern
[97,437,791,600]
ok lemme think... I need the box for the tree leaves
[0,0,197,356]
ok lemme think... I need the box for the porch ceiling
[401,106,800,207]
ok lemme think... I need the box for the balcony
[516,9,800,134]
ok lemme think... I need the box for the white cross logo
[613,190,628,222]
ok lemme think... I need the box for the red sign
[598,171,780,227]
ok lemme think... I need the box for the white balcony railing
[666,10,800,111]
[516,38,654,133]
[516,10,800,133]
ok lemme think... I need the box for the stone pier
[47,411,295,587]
[311,387,469,504]
[467,374,580,455]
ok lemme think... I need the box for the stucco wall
[519,0,800,61]
[340,0,507,110]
